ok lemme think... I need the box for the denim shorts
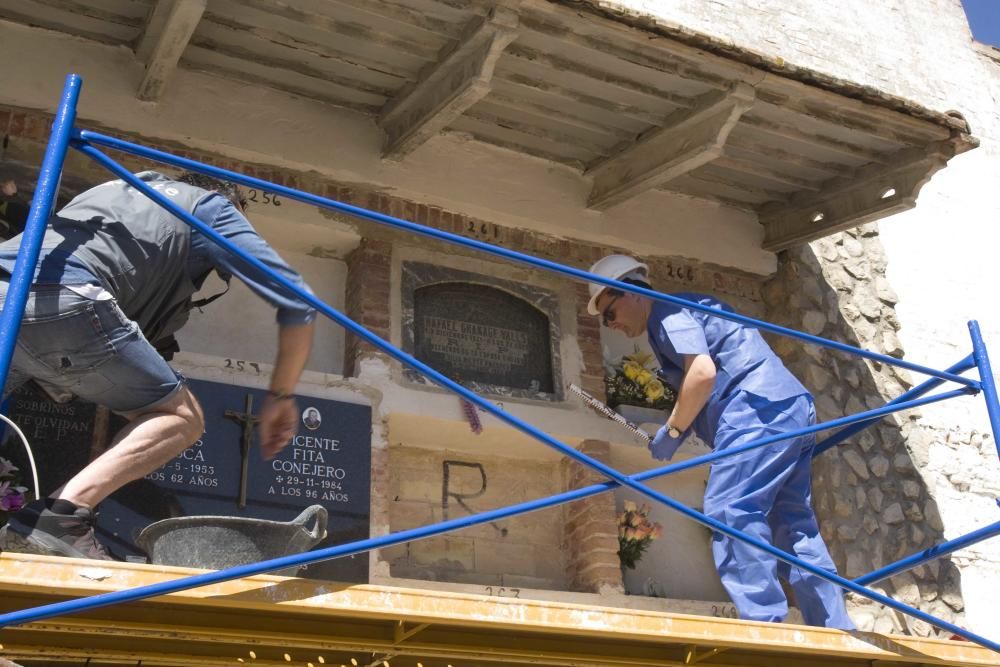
[0,283,183,414]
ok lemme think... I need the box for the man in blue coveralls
[587,254,853,629]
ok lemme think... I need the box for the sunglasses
[600,293,623,327]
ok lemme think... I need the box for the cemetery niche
[402,261,562,401]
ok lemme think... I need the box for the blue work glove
[649,425,688,461]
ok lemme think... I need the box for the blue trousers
[703,392,854,629]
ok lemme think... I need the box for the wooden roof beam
[135,0,206,102]
[378,3,520,160]
[711,155,823,192]
[586,83,755,210]
[740,115,890,165]
[504,43,697,111]
[761,143,958,251]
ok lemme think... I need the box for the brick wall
[561,439,623,594]
[383,447,568,589]
[574,283,607,400]
[343,238,392,376]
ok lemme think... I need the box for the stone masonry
[762,226,965,636]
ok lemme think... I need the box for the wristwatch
[667,424,682,438]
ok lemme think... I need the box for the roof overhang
[1,553,997,667]
[0,0,978,251]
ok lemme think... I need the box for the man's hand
[0,179,16,198]
[258,395,298,460]
[649,425,687,461]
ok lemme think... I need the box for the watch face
[669,427,681,438]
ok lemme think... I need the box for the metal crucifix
[224,393,260,509]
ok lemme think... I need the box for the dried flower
[0,457,15,477]
[617,501,664,569]
[0,457,28,517]
[460,397,483,435]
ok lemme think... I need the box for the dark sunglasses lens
[602,300,617,326]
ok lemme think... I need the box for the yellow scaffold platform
[0,553,995,667]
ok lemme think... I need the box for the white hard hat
[586,255,649,315]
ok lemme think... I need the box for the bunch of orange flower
[617,500,663,569]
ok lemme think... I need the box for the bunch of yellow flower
[617,500,664,569]
[606,351,676,410]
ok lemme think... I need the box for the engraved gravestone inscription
[95,378,372,582]
[2,382,99,496]
[401,262,563,401]
[414,283,553,393]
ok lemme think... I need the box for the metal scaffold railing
[1,75,998,654]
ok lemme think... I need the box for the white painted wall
[177,251,347,376]
[611,446,728,605]
[603,0,1000,637]
[171,188,355,375]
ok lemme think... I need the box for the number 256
[246,189,281,206]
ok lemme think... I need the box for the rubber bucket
[135,504,328,576]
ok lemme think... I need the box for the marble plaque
[2,382,101,496]
[402,262,562,401]
[95,378,372,582]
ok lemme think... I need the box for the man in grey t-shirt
[0,172,316,560]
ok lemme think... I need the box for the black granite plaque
[1,382,101,497]
[95,378,372,582]
[414,283,553,393]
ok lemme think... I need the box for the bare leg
[56,386,204,509]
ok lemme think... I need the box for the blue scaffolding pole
[1,75,998,654]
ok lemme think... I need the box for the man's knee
[167,386,205,440]
[128,385,205,440]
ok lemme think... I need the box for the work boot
[0,498,112,560]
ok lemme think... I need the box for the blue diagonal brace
[814,354,977,456]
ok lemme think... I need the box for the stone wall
[763,227,964,635]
